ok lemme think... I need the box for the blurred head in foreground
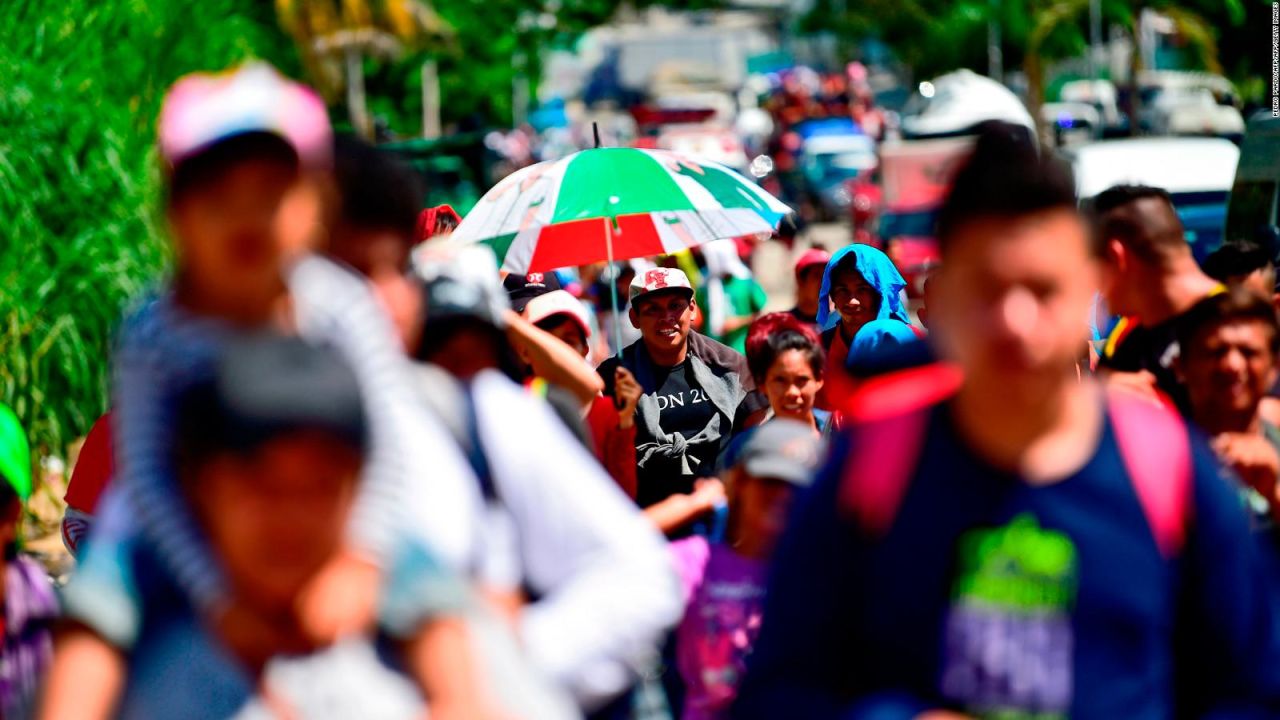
[724,419,820,559]
[414,246,518,380]
[1176,286,1280,435]
[328,135,425,350]
[175,333,367,616]
[160,63,331,325]
[932,122,1088,400]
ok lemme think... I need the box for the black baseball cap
[504,271,562,313]
[176,333,368,459]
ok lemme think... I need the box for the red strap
[841,407,933,535]
[1108,390,1193,558]
[841,362,964,423]
[838,363,960,535]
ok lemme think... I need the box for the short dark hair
[167,131,298,206]
[1090,184,1173,216]
[1088,184,1186,263]
[745,313,825,385]
[1202,241,1275,284]
[935,123,1079,253]
[1176,285,1280,357]
[333,135,423,238]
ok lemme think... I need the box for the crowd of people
[4,60,1280,719]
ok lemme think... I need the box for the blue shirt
[62,524,469,720]
[736,401,1280,719]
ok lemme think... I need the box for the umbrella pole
[605,217,623,359]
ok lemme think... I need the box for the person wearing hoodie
[814,244,920,410]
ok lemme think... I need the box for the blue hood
[816,244,910,332]
[848,319,920,374]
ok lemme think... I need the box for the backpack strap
[1107,390,1193,558]
[461,386,498,502]
[839,363,963,535]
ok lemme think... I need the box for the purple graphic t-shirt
[1,556,58,719]
[671,536,767,720]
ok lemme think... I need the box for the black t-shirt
[1099,315,1190,413]
[627,360,726,508]
[600,333,767,509]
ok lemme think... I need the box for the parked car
[795,119,878,220]
[1039,102,1102,147]
[1137,71,1244,141]
[1064,137,1240,262]
[1059,79,1128,137]
[1164,90,1245,142]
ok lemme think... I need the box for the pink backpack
[839,365,1193,558]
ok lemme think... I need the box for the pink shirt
[670,536,767,720]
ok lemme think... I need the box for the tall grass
[0,2,296,461]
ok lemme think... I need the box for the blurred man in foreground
[736,125,1280,718]
[48,336,562,719]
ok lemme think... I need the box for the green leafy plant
[0,1,296,465]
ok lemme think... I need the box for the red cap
[415,205,462,244]
[65,412,114,514]
[795,248,831,276]
[629,267,693,303]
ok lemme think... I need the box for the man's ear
[1106,238,1126,271]
[628,305,639,329]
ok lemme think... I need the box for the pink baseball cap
[795,248,832,276]
[629,267,693,303]
[158,62,331,171]
[524,290,591,339]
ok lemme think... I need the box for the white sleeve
[472,371,682,711]
[289,255,481,571]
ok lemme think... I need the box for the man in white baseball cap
[597,267,768,537]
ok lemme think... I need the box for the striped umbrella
[451,147,792,274]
